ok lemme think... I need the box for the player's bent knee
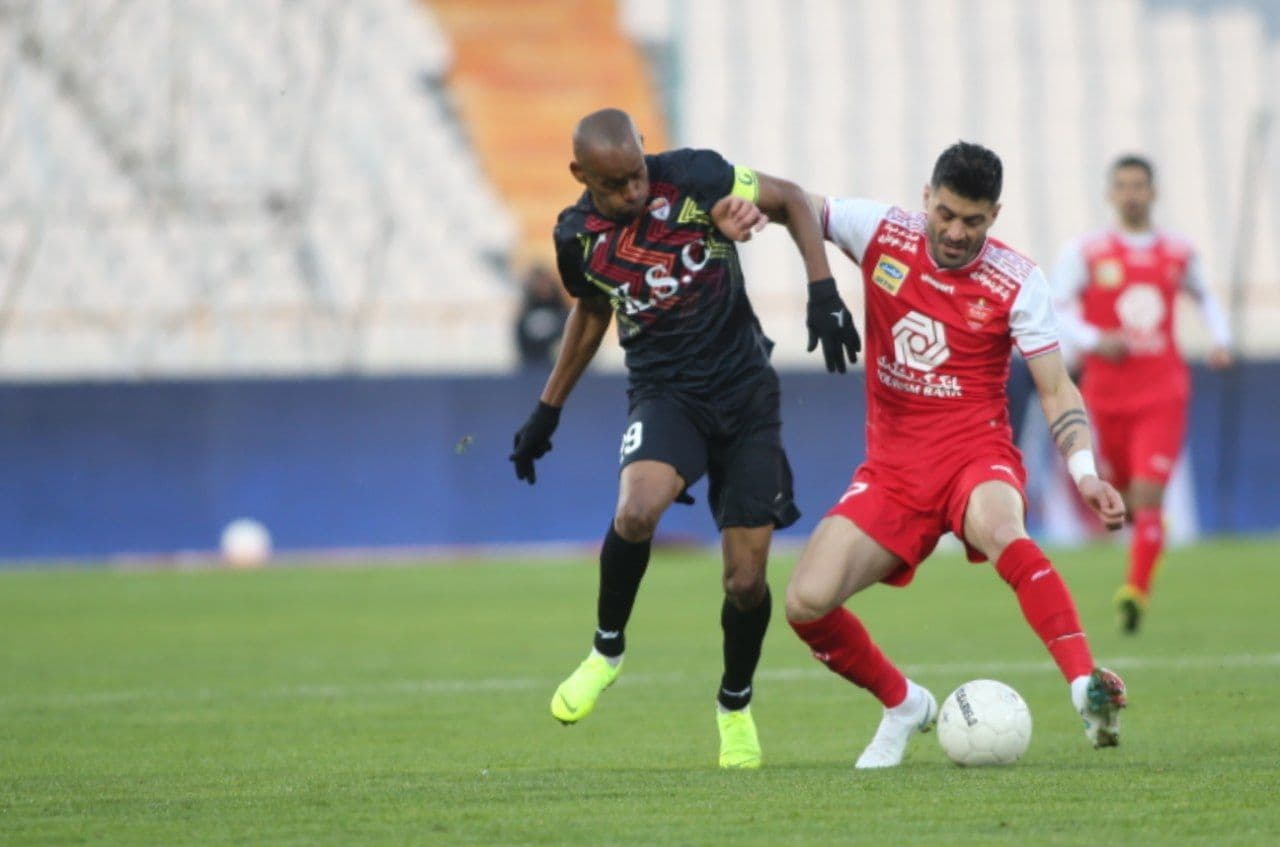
[1128,480,1165,510]
[613,500,663,542]
[974,520,1028,560]
[784,579,835,623]
[723,568,767,608]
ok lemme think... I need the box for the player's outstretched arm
[1027,349,1127,529]
[539,295,612,408]
[752,174,826,276]
[747,172,861,373]
[509,296,612,484]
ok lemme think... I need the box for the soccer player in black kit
[509,108,859,768]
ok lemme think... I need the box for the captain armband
[730,165,760,203]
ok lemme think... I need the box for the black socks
[718,585,772,711]
[592,523,651,658]
[592,522,772,712]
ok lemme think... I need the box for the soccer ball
[220,518,272,568]
[937,679,1032,766]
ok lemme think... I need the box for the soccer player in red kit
[728,142,1128,768]
[1052,155,1233,634]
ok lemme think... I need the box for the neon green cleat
[550,651,621,724]
[717,706,762,769]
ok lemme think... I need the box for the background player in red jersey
[723,142,1129,769]
[1051,155,1233,634]
[509,109,859,769]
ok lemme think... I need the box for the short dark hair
[931,141,1003,203]
[1110,154,1154,183]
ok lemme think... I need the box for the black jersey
[553,149,773,395]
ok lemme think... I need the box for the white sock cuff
[888,680,922,715]
[590,647,623,667]
[1069,675,1090,707]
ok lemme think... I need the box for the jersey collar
[1111,227,1159,249]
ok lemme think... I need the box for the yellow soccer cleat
[550,652,621,725]
[1114,584,1148,635]
[717,706,763,769]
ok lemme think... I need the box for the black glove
[510,401,561,484]
[806,277,861,373]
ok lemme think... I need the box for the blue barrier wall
[0,363,1276,560]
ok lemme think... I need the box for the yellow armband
[731,165,760,202]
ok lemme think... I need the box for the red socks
[1127,507,1164,596]
[790,540,1095,699]
[789,607,907,707]
[996,539,1093,681]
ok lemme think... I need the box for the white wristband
[1067,450,1098,485]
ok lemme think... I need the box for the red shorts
[825,448,1029,587]
[1091,400,1187,490]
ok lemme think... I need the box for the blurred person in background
[508,107,859,769]
[514,263,570,369]
[1051,155,1233,634]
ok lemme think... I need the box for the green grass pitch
[2,537,1278,845]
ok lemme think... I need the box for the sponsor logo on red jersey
[1095,258,1124,288]
[873,255,910,295]
[892,311,951,372]
[922,274,955,294]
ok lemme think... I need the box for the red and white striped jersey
[823,197,1059,473]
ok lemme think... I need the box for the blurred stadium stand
[622,0,1280,365]
[429,0,668,269]
[1,0,1278,559]
[2,0,1277,378]
[0,0,516,377]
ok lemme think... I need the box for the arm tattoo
[1049,409,1089,458]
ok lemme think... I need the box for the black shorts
[620,370,800,530]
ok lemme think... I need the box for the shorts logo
[620,421,643,462]
[838,481,869,502]
[872,256,910,295]
[892,310,951,372]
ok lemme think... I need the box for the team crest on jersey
[1096,258,1124,288]
[872,256,910,295]
[648,196,671,221]
[965,297,996,328]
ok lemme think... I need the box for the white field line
[3,652,1278,710]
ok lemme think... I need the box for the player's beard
[930,235,977,268]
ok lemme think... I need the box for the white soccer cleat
[1071,667,1127,748]
[855,680,938,769]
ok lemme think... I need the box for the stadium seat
[0,0,516,377]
